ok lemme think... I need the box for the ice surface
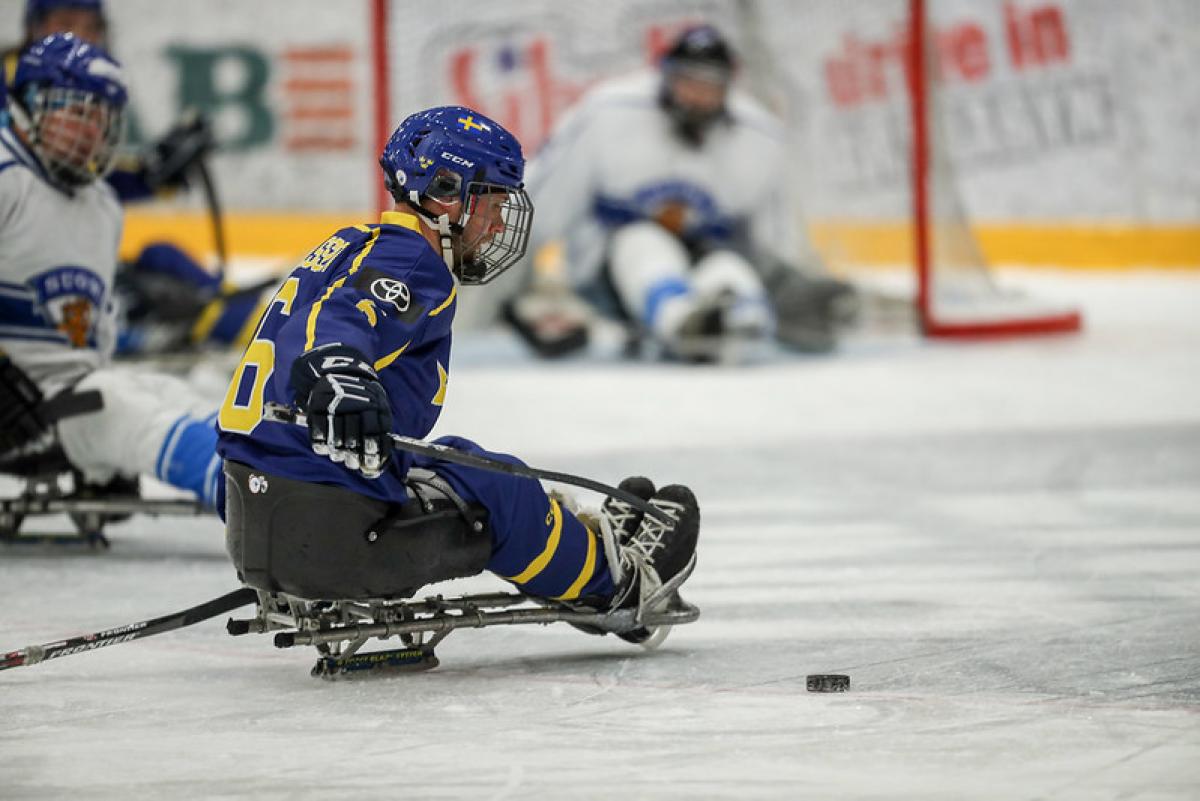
[2,272,1198,800]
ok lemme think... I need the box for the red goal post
[910,0,1081,338]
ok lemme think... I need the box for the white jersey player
[0,33,220,506]
[523,24,854,359]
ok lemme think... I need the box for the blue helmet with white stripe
[10,33,127,189]
[380,106,532,284]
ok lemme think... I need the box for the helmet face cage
[24,84,124,187]
[660,25,736,139]
[380,106,531,284]
[457,180,533,285]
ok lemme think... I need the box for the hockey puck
[806,674,850,693]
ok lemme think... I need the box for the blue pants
[414,436,616,603]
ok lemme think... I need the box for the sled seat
[223,461,490,601]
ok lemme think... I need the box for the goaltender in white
[521,24,855,359]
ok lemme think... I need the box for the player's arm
[272,240,437,478]
[107,112,215,203]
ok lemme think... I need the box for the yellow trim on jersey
[505,499,563,584]
[373,340,410,372]
[380,210,422,233]
[355,299,378,327]
[432,361,448,406]
[554,527,597,601]
[303,227,381,350]
[305,283,341,351]
[428,285,457,317]
[348,227,382,275]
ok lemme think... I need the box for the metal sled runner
[226,588,700,678]
[0,471,206,546]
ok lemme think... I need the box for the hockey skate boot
[610,484,700,645]
[565,476,656,638]
[601,476,656,546]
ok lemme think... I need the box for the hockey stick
[194,158,228,275]
[262,403,672,524]
[0,588,256,672]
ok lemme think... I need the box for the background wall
[1,0,1196,269]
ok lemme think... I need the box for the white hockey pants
[607,221,772,340]
[56,366,221,506]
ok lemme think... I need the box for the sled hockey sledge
[0,467,206,547]
[221,456,698,678]
[226,586,699,679]
[1,580,699,678]
[0,353,206,546]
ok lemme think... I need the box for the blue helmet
[23,0,108,48]
[25,0,105,25]
[380,106,532,284]
[10,33,127,189]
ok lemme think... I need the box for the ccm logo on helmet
[371,277,411,312]
[440,151,475,168]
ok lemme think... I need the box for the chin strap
[406,190,461,274]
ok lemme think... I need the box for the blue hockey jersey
[216,210,457,502]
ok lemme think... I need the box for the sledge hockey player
[217,106,699,643]
[4,0,223,357]
[4,0,215,207]
[0,33,222,509]
[509,24,856,361]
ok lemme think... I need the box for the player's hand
[141,110,214,191]
[291,345,393,479]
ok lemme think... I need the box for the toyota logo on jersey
[370,277,411,312]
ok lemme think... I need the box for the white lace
[601,496,643,545]
[613,498,688,622]
[623,498,685,564]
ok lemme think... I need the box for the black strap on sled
[38,389,103,423]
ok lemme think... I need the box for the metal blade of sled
[1,497,207,517]
[312,646,439,679]
[271,595,700,649]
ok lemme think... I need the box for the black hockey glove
[141,110,215,192]
[0,350,48,457]
[291,344,393,479]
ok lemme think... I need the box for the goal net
[373,0,1082,338]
